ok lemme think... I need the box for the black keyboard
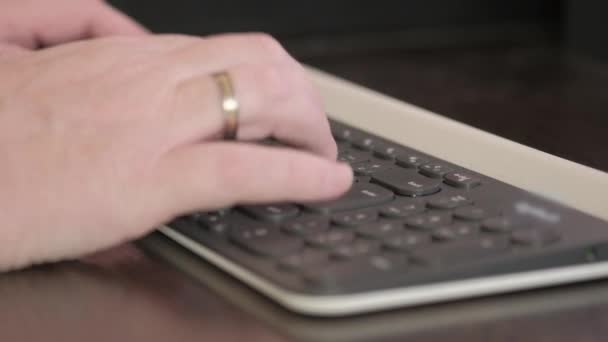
[163,119,608,315]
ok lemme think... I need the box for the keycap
[306,230,356,248]
[338,149,371,164]
[432,222,480,241]
[337,141,351,152]
[383,232,431,251]
[379,198,426,218]
[410,236,510,266]
[420,163,454,178]
[454,206,493,221]
[373,143,403,160]
[241,204,300,222]
[354,175,372,183]
[303,253,408,287]
[512,228,560,247]
[193,211,232,234]
[331,240,380,259]
[194,213,228,229]
[372,168,441,197]
[351,160,395,176]
[230,226,303,257]
[482,217,516,233]
[279,249,329,270]
[332,209,378,227]
[331,122,357,142]
[395,154,428,168]
[282,217,329,236]
[356,221,404,239]
[351,136,377,151]
[304,183,394,214]
[444,172,481,189]
[405,211,452,230]
[427,194,473,210]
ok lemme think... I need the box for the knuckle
[250,64,289,103]
[248,33,287,60]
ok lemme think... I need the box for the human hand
[0,0,147,48]
[0,33,352,270]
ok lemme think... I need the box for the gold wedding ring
[212,71,239,140]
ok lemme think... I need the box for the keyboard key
[304,183,394,214]
[420,163,454,178]
[432,222,480,241]
[356,221,404,239]
[454,206,493,221]
[306,230,356,248]
[230,225,273,240]
[282,217,329,236]
[337,141,351,152]
[354,175,371,183]
[428,194,473,210]
[241,204,300,222]
[373,143,403,160]
[482,217,516,233]
[303,253,408,287]
[351,160,395,176]
[193,211,233,234]
[332,209,378,227]
[512,228,560,247]
[279,249,329,270]
[351,136,377,151]
[332,240,380,259]
[406,211,452,230]
[331,122,356,142]
[410,236,510,267]
[444,172,481,189]
[338,149,371,164]
[383,232,431,251]
[379,198,426,218]
[230,226,303,257]
[395,154,428,168]
[372,168,441,197]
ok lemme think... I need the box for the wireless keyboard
[160,118,608,316]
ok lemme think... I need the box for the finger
[170,61,337,159]
[87,2,149,37]
[31,0,147,47]
[152,142,353,216]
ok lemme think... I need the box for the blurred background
[109,0,608,171]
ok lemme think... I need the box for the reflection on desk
[140,233,608,342]
[2,236,608,342]
[0,245,284,342]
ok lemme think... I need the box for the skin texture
[0,0,352,270]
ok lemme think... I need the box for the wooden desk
[2,45,607,341]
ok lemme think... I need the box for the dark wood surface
[2,45,608,341]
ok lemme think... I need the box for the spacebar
[303,183,394,213]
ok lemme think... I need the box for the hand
[0,0,147,48]
[0,33,352,270]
